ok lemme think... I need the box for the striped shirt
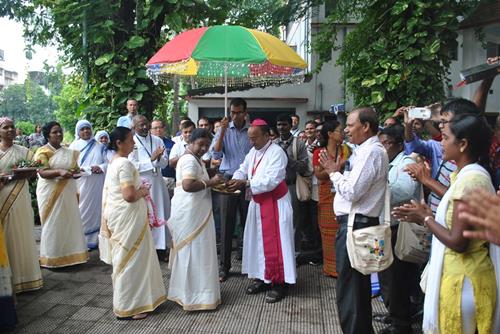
[429,160,456,214]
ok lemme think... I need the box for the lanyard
[135,134,153,158]
[252,142,271,176]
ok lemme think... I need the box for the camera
[408,107,431,120]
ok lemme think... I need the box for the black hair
[319,120,341,148]
[189,128,212,143]
[108,126,131,151]
[180,120,195,130]
[276,113,292,126]
[291,114,300,121]
[380,123,405,144]
[449,113,493,172]
[441,98,480,116]
[179,116,192,122]
[197,116,210,126]
[353,107,379,134]
[269,126,278,136]
[42,121,61,141]
[305,120,316,127]
[230,98,247,111]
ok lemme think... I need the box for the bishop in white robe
[229,119,296,303]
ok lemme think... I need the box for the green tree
[1,0,292,129]
[313,0,483,116]
[0,80,55,124]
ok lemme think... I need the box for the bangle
[424,216,433,227]
[201,180,207,189]
[329,172,335,179]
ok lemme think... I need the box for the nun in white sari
[167,129,222,311]
[35,121,88,268]
[69,120,107,249]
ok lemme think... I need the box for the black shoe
[245,279,268,295]
[219,268,229,282]
[373,313,392,325]
[378,324,412,334]
[265,284,287,303]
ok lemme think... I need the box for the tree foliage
[0,80,55,124]
[313,0,483,116]
[1,0,294,129]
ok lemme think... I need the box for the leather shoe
[265,284,287,303]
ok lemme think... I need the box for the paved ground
[8,228,422,333]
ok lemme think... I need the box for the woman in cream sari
[34,121,88,268]
[100,126,165,320]
[0,117,42,293]
[168,128,222,311]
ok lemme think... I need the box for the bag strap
[292,137,298,160]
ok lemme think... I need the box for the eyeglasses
[380,140,396,147]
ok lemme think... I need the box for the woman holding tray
[34,121,88,268]
[0,116,43,292]
[167,128,223,311]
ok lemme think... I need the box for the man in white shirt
[227,119,296,304]
[290,114,301,137]
[129,115,171,254]
[320,107,389,334]
[117,98,139,129]
[169,120,195,168]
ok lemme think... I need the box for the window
[486,42,500,59]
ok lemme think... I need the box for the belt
[337,214,379,230]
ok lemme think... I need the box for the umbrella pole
[224,63,228,118]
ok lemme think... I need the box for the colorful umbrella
[146,25,307,114]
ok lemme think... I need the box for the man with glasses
[377,123,420,334]
[211,98,252,282]
[130,115,171,256]
[402,98,480,214]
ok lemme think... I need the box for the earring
[460,147,464,153]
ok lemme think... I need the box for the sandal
[116,313,148,321]
[245,279,268,295]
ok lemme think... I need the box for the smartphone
[409,107,431,120]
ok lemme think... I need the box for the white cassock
[233,141,296,284]
[129,133,171,249]
[69,138,107,249]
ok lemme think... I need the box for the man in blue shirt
[211,98,252,282]
[116,98,139,129]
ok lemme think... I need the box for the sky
[0,17,60,82]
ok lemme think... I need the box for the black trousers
[218,190,249,272]
[335,215,376,334]
[378,225,419,327]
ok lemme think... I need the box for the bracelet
[424,216,433,227]
[329,172,335,180]
[201,180,207,189]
